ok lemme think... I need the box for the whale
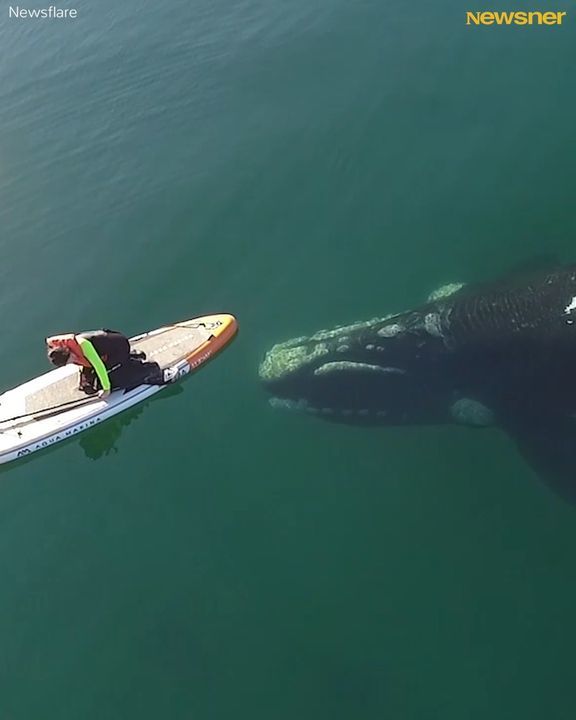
[259,264,576,502]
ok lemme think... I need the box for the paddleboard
[0,314,238,465]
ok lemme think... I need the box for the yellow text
[466,11,566,25]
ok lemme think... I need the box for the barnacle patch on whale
[427,282,466,302]
[564,296,576,314]
[450,398,495,427]
[377,323,402,338]
[313,361,406,376]
[308,315,397,342]
[424,312,444,337]
[259,342,329,381]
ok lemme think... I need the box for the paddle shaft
[0,394,102,428]
[0,361,126,427]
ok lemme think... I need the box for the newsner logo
[466,11,566,25]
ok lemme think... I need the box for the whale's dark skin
[259,265,576,502]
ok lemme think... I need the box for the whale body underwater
[259,264,576,503]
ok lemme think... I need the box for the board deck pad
[25,323,213,415]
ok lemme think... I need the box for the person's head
[47,346,70,367]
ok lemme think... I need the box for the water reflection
[1,383,185,472]
[78,383,184,460]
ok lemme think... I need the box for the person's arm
[77,338,111,393]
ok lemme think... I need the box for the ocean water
[1,0,576,718]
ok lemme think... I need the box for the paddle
[0,394,103,429]
[0,357,146,430]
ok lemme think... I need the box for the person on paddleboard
[45,329,177,398]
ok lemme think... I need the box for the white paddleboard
[0,314,237,465]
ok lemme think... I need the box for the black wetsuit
[78,329,164,392]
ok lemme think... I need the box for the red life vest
[46,334,92,367]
